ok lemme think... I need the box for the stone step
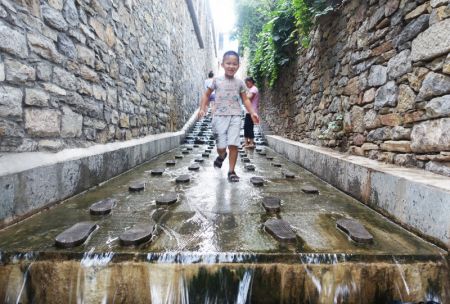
[262,197,281,213]
[55,222,97,248]
[264,219,296,242]
[156,192,178,205]
[301,185,319,194]
[336,218,374,244]
[119,222,156,246]
[129,181,145,192]
[89,198,117,215]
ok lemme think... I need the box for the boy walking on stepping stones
[198,50,259,182]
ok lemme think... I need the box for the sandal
[213,152,227,168]
[227,171,240,182]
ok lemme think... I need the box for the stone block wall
[262,0,450,177]
[0,0,215,152]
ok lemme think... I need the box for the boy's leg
[228,145,238,173]
[226,116,242,181]
[212,116,228,168]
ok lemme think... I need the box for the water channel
[0,116,448,303]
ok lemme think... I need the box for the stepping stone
[264,219,296,242]
[301,185,319,194]
[283,171,295,179]
[188,163,200,171]
[262,197,281,213]
[186,146,193,151]
[181,149,189,154]
[245,164,256,171]
[336,218,373,244]
[156,192,178,205]
[242,157,250,163]
[55,222,98,248]
[272,162,282,167]
[175,174,190,183]
[194,157,204,163]
[151,168,165,175]
[266,156,274,160]
[119,222,156,246]
[205,148,212,153]
[258,151,267,156]
[255,148,262,152]
[193,144,199,148]
[129,181,145,192]
[174,155,184,159]
[202,153,210,157]
[250,177,264,186]
[166,160,176,166]
[89,198,117,215]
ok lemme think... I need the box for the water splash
[236,270,253,304]
[81,248,114,267]
[299,253,348,264]
[146,251,256,264]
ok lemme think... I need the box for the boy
[243,77,259,149]
[198,51,259,182]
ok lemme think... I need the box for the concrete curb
[267,135,450,250]
[0,111,199,228]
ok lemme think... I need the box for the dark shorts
[244,113,254,139]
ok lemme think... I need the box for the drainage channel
[0,115,448,304]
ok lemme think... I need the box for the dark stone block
[181,150,190,154]
[151,168,165,175]
[272,162,282,167]
[262,197,281,213]
[188,163,200,171]
[250,176,264,186]
[174,155,184,159]
[242,157,250,163]
[256,148,262,152]
[283,171,295,179]
[119,222,156,246]
[245,164,256,171]
[186,146,193,151]
[55,222,98,248]
[156,192,178,205]
[202,153,209,157]
[176,175,190,183]
[336,218,373,244]
[166,160,176,166]
[129,181,145,192]
[89,198,117,215]
[266,156,274,160]
[258,151,267,156]
[264,219,296,242]
[194,158,204,163]
[301,185,319,194]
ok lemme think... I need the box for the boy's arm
[241,92,260,124]
[198,88,213,119]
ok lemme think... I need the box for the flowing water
[0,118,448,303]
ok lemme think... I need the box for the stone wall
[0,0,215,152]
[262,0,450,177]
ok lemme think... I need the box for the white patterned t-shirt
[208,76,246,116]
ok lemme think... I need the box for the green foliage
[235,0,336,87]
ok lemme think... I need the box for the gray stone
[61,106,82,138]
[262,196,281,213]
[25,108,61,136]
[350,106,365,133]
[425,161,450,177]
[336,218,373,244]
[119,222,155,246]
[28,32,64,64]
[367,127,393,142]
[76,44,95,68]
[411,118,450,152]
[90,198,117,215]
[156,192,178,205]
[5,59,36,83]
[392,126,412,140]
[57,33,77,59]
[411,18,450,62]
[425,95,450,118]
[42,4,68,31]
[374,81,398,109]
[38,139,64,152]
[431,0,449,8]
[36,62,53,81]
[0,86,23,119]
[368,65,387,87]
[129,181,145,192]
[25,88,49,107]
[0,62,4,81]
[53,66,77,90]
[250,176,264,186]
[264,218,296,242]
[387,50,412,79]
[175,175,190,183]
[368,6,385,30]
[0,23,28,58]
[63,0,79,27]
[150,168,165,176]
[301,185,319,194]
[55,222,97,248]
[364,109,381,130]
[395,14,430,47]
[396,85,416,112]
[417,72,450,101]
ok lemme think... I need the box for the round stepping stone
[174,155,183,159]
[205,148,212,153]
[194,157,204,163]
[250,177,264,186]
[119,222,156,246]
[272,162,282,167]
[186,146,193,151]
[193,144,199,148]
[262,197,281,213]
[202,153,210,157]
[166,160,176,166]
[188,163,200,171]
[245,164,256,171]
[129,181,145,192]
[151,168,165,176]
[55,222,98,248]
[258,151,267,156]
[283,171,295,179]
[175,175,190,183]
[336,218,373,244]
[255,148,262,152]
[156,192,178,205]
[242,157,250,163]
[90,198,117,215]
[264,219,296,242]
[266,156,274,160]
[181,149,189,154]
[301,185,319,194]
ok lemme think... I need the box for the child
[198,51,259,182]
[243,77,259,149]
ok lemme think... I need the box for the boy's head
[245,77,255,88]
[222,50,240,78]
[208,71,214,78]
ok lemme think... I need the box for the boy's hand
[197,108,206,119]
[251,112,260,124]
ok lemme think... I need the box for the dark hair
[245,77,255,84]
[222,50,239,63]
[208,71,214,78]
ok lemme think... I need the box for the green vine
[234,0,336,87]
